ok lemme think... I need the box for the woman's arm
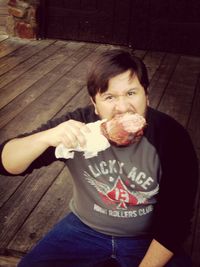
[1,120,89,175]
[139,239,173,267]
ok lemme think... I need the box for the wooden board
[0,175,27,209]
[0,35,8,42]
[42,1,200,55]
[54,86,90,119]
[0,40,69,109]
[0,256,20,267]
[188,75,200,149]
[8,167,73,254]
[0,161,65,250]
[0,42,89,128]
[132,49,147,59]
[149,53,180,109]
[0,38,30,58]
[0,78,83,142]
[0,39,54,76]
[46,1,115,44]
[143,51,166,81]
[158,55,200,127]
[0,39,56,88]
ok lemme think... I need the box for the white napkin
[55,120,110,159]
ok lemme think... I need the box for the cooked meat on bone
[100,113,146,146]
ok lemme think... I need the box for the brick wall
[0,0,9,34]
[7,0,39,38]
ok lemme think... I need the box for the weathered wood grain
[0,78,83,142]
[0,175,27,209]
[133,49,147,59]
[188,75,200,149]
[0,161,65,250]
[64,44,105,81]
[8,167,73,254]
[0,35,8,42]
[0,37,29,58]
[0,44,101,140]
[0,256,20,267]
[0,39,54,76]
[0,42,91,128]
[143,51,166,81]
[54,86,90,119]
[158,56,200,127]
[0,40,70,109]
[0,39,56,89]
[149,53,180,109]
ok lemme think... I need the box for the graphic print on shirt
[84,159,159,217]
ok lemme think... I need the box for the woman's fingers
[52,120,91,148]
[66,120,90,148]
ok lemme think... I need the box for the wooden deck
[0,35,199,267]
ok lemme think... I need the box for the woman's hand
[45,120,91,149]
[2,120,91,174]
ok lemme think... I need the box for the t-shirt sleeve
[152,118,199,253]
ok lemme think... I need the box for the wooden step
[0,256,21,267]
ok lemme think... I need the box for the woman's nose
[115,97,130,113]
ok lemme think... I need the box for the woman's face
[92,70,149,120]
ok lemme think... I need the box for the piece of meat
[100,113,146,146]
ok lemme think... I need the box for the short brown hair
[87,49,149,101]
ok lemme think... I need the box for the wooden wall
[40,0,200,56]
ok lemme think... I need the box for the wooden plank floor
[0,35,199,267]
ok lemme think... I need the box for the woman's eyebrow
[101,92,113,97]
[101,87,139,97]
[128,87,138,91]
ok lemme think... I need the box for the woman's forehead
[106,71,141,92]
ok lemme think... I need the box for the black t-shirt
[0,106,198,253]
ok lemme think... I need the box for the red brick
[8,6,27,18]
[8,0,17,6]
[15,21,36,39]
[8,0,29,8]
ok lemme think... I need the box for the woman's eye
[105,96,113,101]
[127,91,136,96]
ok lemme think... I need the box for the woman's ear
[90,97,98,115]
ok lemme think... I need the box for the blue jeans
[18,213,192,267]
